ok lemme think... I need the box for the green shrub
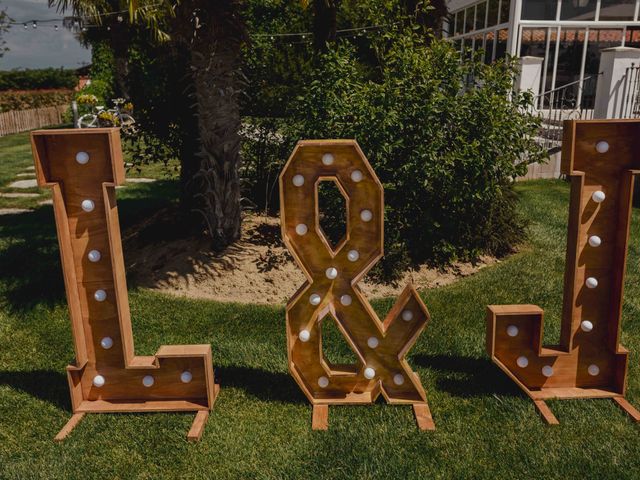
[273,30,545,280]
[0,89,74,112]
[0,68,77,90]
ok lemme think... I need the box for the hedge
[0,90,74,112]
[0,68,78,91]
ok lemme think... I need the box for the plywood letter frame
[487,119,640,424]
[31,129,218,441]
[280,140,434,430]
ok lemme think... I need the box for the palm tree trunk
[188,12,244,248]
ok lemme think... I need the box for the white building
[445,0,640,96]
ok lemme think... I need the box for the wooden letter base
[487,120,640,424]
[32,129,218,441]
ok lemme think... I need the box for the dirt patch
[125,213,496,305]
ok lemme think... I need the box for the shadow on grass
[413,354,521,398]
[215,366,307,404]
[0,181,177,313]
[0,369,71,411]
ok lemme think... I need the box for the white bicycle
[77,98,135,129]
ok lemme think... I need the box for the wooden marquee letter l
[487,119,640,424]
[31,129,218,441]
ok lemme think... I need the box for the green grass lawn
[1,132,640,479]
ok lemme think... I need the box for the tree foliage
[0,3,11,58]
[246,28,546,279]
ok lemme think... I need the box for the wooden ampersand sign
[31,129,218,441]
[280,140,434,430]
[487,119,640,424]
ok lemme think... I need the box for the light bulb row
[295,210,371,239]
[306,291,414,321]
[316,371,405,389]
[92,371,193,388]
[76,151,120,371]
[561,140,609,377]
[507,324,600,377]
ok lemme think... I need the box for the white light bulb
[401,310,413,321]
[347,250,359,262]
[81,199,95,212]
[340,294,352,306]
[309,293,321,305]
[516,356,529,368]
[326,267,338,279]
[595,141,609,153]
[88,250,101,262]
[393,374,405,386]
[360,209,373,222]
[588,364,600,376]
[592,190,605,203]
[299,329,311,342]
[367,337,379,349]
[364,367,376,380]
[585,277,598,289]
[581,320,594,332]
[181,371,192,383]
[94,289,107,302]
[75,151,89,164]
[588,235,601,247]
[292,174,304,187]
[507,325,519,337]
[322,153,334,165]
[142,375,155,387]
[100,337,113,349]
[351,170,363,182]
[93,375,105,387]
[542,365,553,377]
[295,224,308,236]
[318,376,329,388]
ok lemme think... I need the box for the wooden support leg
[412,403,435,431]
[533,399,559,425]
[54,412,86,442]
[312,404,329,430]
[613,397,640,422]
[187,411,209,442]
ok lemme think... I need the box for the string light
[9,11,394,41]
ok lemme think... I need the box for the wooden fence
[0,104,68,136]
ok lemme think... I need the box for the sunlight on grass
[1,131,640,478]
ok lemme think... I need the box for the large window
[485,31,495,63]
[522,0,557,20]
[584,29,624,75]
[465,6,475,33]
[499,0,511,23]
[520,28,548,57]
[599,0,635,21]
[560,0,598,21]
[476,1,487,30]
[496,28,509,59]
[487,0,500,26]
[554,29,586,87]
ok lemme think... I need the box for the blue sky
[1,0,91,70]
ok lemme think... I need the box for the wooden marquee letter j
[31,129,218,441]
[487,119,640,424]
[280,140,434,430]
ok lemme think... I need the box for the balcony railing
[532,73,601,154]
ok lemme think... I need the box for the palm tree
[50,0,245,248]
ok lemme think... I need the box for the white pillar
[594,47,640,119]
[516,56,543,97]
